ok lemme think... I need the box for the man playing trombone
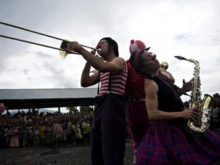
[67,37,128,165]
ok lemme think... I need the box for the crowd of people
[0,110,92,148]
[0,93,219,150]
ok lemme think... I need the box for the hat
[129,39,150,54]
[129,39,150,74]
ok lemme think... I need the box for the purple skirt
[137,121,220,165]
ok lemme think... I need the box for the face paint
[97,40,108,57]
[96,44,101,49]
[143,54,156,62]
[142,52,160,74]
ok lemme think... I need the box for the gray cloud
[23,69,29,75]
[35,51,53,59]
[42,61,76,88]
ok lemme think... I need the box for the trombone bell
[59,40,70,58]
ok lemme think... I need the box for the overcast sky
[0,0,219,102]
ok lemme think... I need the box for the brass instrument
[175,56,212,133]
[0,22,97,58]
[161,61,169,70]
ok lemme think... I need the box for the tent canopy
[0,88,97,109]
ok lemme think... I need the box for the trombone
[0,21,96,58]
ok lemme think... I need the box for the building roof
[0,88,97,109]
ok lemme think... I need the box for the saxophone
[175,56,212,133]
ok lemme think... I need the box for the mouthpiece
[174,56,186,60]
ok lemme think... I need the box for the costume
[137,77,220,165]
[126,60,149,156]
[91,67,127,165]
[126,40,150,156]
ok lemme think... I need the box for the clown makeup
[142,51,155,63]
[97,40,109,57]
[143,52,153,62]
[141,51,160,75]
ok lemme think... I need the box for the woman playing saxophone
[130,49,220,165]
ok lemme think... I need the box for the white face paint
[142,51,160,74]
[97,39,109,59]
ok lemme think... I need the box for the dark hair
[99,37,119,57]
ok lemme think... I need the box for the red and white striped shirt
[98,66,128,96]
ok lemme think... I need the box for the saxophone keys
[202,116,208,123]
[203,108,209,114]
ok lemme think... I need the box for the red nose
[96,44,101,49]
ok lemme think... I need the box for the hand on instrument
[91,49,96,55]
[67,41,83,53]
[181,108,199,122]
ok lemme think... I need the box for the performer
[126,40,193,162]
[67,37,127,165]
[126,40,149,160]
[129,49,220,165]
